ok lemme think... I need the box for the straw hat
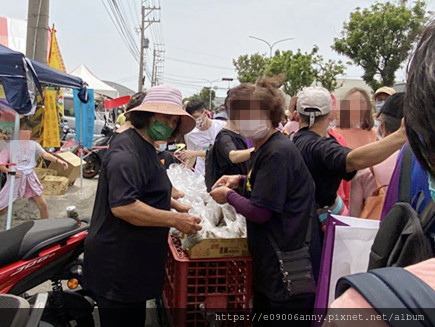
[128,84,195,135]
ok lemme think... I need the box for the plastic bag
[166,164,247,249]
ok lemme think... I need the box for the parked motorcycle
[81,119,116,179]
[0,293,50,327]
[0,217,95,326]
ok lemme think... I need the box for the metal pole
[248,36,294,58]
[6,113,20,230]
[79,100,83,196]
[209,83,212,110]
[138,4,145,92]
[26,0,49,62]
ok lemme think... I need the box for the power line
[101,0,140,62]
[166,57,235,71]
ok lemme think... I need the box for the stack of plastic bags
[166,164,247,249]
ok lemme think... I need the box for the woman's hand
[210,186,231,204]
[180,150,196,161]
[172,200,192,213]
[171,187,185,199]
[174,213,202,235]
[212,175,240,190]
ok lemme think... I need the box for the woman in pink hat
[83,85,202,327]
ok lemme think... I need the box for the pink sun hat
[128,84,196,135]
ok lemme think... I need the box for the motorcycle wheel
[83,154,101,179]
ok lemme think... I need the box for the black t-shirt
[212,129,248,180]
[293,127,356,208]
[243,132,316,300]
[83,128,172,302]
[157,150,176,169]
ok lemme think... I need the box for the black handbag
[266,216,316,297]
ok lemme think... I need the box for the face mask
[374,119,381,131]
[375,101,385,113]
[155,142,167,152]
[377,127,383,140]
[428,172,435,202]
[148,120,174,141]
[326,120,336,132]
[195,112,207,129]
[239,120,269,141]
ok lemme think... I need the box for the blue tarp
[0,44,87,114]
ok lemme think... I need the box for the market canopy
[70,64,118,99]
[0,44,87,114]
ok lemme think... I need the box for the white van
[62,95,105,135]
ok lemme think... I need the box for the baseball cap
[297,87,332,127]
[297,86,331,115]
[374,86,395,97]
[378,92,404,119]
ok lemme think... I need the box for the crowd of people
[81,20,434,327]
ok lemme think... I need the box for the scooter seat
[0,218,78,267]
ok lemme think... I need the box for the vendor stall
[0,44,89,229]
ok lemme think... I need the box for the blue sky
[1,0,434,98]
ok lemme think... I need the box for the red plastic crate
[162,235,253,327]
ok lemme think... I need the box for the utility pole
[26,0,50,62]
[138,5,145,92]
[138,1,160,92]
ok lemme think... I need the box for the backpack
[359,167,387,220]
[204,145,217,192]
[368,145,435,270]
[335,267,435,327]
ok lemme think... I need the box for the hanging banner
[74,88,94,149]
[47,25,67,73]
[46,26,66,118]
[42,90,60,148]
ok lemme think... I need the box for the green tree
[184,87,216,110]
[233,48,346,96]
[266,48,318,96]
[313,54,347,92]
[332,0,427,91]
[233,53,270,83]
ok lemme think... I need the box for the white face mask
[239,120,269,141]
[327,120,336,132]
[374,119,381,131]
[155,142,167,152]
[375,101,385,113]
[195,113,206,129]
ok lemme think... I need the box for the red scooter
[0,218,94,326]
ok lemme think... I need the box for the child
[0,118,68,219]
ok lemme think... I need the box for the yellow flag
[47,26,65,117]
[0,84,5,98]
[47,27,66,73]
[42,90,60,148]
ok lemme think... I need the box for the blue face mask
[428,172,435,202]
[375,101,385,113]
[156,142,167,152]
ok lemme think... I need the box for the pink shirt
[349,151,399,218]
[334,128,378,149]
[284,121,299,134]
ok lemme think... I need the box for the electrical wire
[166,57,235,71]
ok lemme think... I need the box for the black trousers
[96,295,147,327]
